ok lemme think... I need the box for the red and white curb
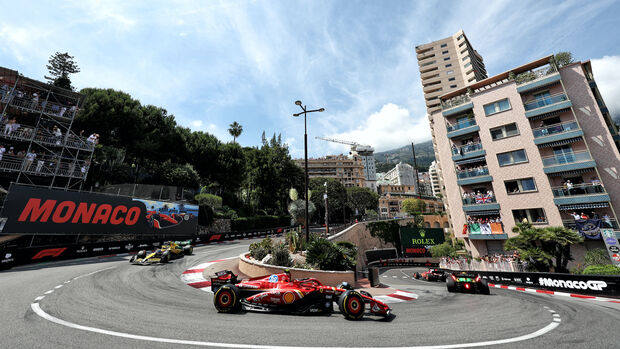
[373,289,418,303]
[489,283,620,304]
[181,258,236,293]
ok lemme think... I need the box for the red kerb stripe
[570,294,595,299]
[516,287,526,291]
[388,293,415,301]
[489,283,495,287]
[536,289,554,294]
[500,285,509,289]
[188,281,212,288]
[182,269,205,274]
[98,254,117,258]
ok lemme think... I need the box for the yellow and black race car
[130,241,193,265]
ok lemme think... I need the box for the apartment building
[378,193,446,220]
[431,55,620,258]
[416,29,487,115]
[429,161,441,197]
[383,162,417,188]
[294,155,366,188]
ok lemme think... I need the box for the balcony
[563,219,618,230]
[532,121,584,145]
[462,195,500,212]
[523,93,572,118]
[456,167,492,186]
[446,119,479,139]
[0,154,88,179]
[452,142,485,161]
[0,125,95,152]
[515,64,561,94]
[552,183,610,206]
[8,94,78,119]
[542,151,596,174]
[441,94,473,117]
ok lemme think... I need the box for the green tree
[554,51,574,68]
[347,187,379,217]
[309,177,347,223]
[505,223,584,273]
[194,193,223,208]
[401,198,426,216]
[368,220,402,255]
[45,52,80,90]
[430,242,458,258]
[228,121,243,143]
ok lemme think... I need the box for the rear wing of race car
[210,270,239,292]
[174,240,192,246]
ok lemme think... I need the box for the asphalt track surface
[1,240,619,349]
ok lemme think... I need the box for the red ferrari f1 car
[413,268,447,282]
[210,270,392,320]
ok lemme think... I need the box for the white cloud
[591,55,620,118]
[323,103,430,153]
[190,120,203,128]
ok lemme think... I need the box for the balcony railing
[441,94,470,110]
[7,94,78,118]
[541,151,592,167]
[0,122,95,152]
[515,64,558,86]
[532,121,579,138]
[552,183,605,197]
[563,218,618,230]
[457,167,489,179]
[463,195,496,206]
[452,142,482,155]
[523,92,568,111]
[447,118,477,132]
[0,154,88,178]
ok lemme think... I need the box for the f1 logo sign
[32,247,67,259]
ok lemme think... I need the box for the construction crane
[315,137,377,192]
[315,136,374,156]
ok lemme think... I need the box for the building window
[484,98,511,116]
[457,34,464,40]
[497,149,528,166]
[505,178,537,194]
[462,55,470,61]
[446,70,454,75]
[490,123,519,140]
[450,84,457,88]
[512,208,547,224]
[445,64,452,68]
[464,62,471,68]
[444,57,450,61]
[468,77,475,82]
[448,77,455,81]
[442,50,449,54]
[440,43,447,48]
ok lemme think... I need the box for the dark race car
[446,272,490,295]
[413,268,447,282]
[210,270,392,320]
[130,241,193,265]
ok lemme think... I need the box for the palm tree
[228,122,243,143]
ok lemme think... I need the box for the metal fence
[440,257,526,272]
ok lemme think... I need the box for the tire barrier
[444,270,620,298]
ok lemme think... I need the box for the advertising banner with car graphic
[399,227,445,257]
[0,184,198,236]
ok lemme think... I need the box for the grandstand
[0,66,94,190]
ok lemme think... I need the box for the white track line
[31,302,560,349]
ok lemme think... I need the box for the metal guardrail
[447,118,476,132]
[541,151,592,166]
[523,92,568,111]
[452,142,482,155]
[551,183,605,197]
[457,167,489,179]
[532,121,579,138]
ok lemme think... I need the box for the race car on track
[413,268,447,282]
[130,241,193,265]
[446,271,490,294]
[210,270,392,320]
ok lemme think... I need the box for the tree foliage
[368,220,402,255]
[305,238,357,271]
[401,198,426,216]
[504,223,584,273]
[347,187,379,216]
[228,121,243,143]
[45,52,80,90]
[554,51,574,68]
[309,177,347,223]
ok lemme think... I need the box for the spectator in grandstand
[3,118,15,135]
[31,93,39,109]
[7,147,14,155]
[35,155,45,172]
[59,106,67,117]
[0,144,5,162]
[24,151,36,171]
[53,126,62,144]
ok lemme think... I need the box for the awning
[455,156,486,165]
[537,137,583,148]
[558,202,609,211]
[466,210,500,216]
[546,168,594,177]
[528,108,570,121]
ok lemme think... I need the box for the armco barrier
[449,270,620,298]
[367,257,440,268]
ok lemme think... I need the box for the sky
[1,0,619,158]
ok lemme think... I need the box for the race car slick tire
[185,246,193,255]
[161,252,170,263]
[446,278,456,293]
[137,250,146,259]
[214,284,240,313]
[479,279,490,295]
[413,273,420,279]
[338,291,365,320]
[129,256,136,263]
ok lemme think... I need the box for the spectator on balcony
[59,106,67,117]
[31,93,39,109]
[580,212,589,220]
[591,211,599,220]
[53,126,62,145]
[3,118,15,135]
[535,216,545,223]
[81,161,90,177]
[24,151,36,171]
[0,144,5,162]
[452,144,458,155]
[35,155,45,172]
[87,133,98,145]
[591,176,602,192]
[571,211,581,220]
[7,147,14,155]
[565,180,574,194]
[603,214,612,227]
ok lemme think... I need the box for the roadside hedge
[231,215,291,232]
[581,264,620,275]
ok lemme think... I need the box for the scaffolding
[0,66,94,190]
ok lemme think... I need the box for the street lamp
[293,100,324,241]
[324,181,329,236]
